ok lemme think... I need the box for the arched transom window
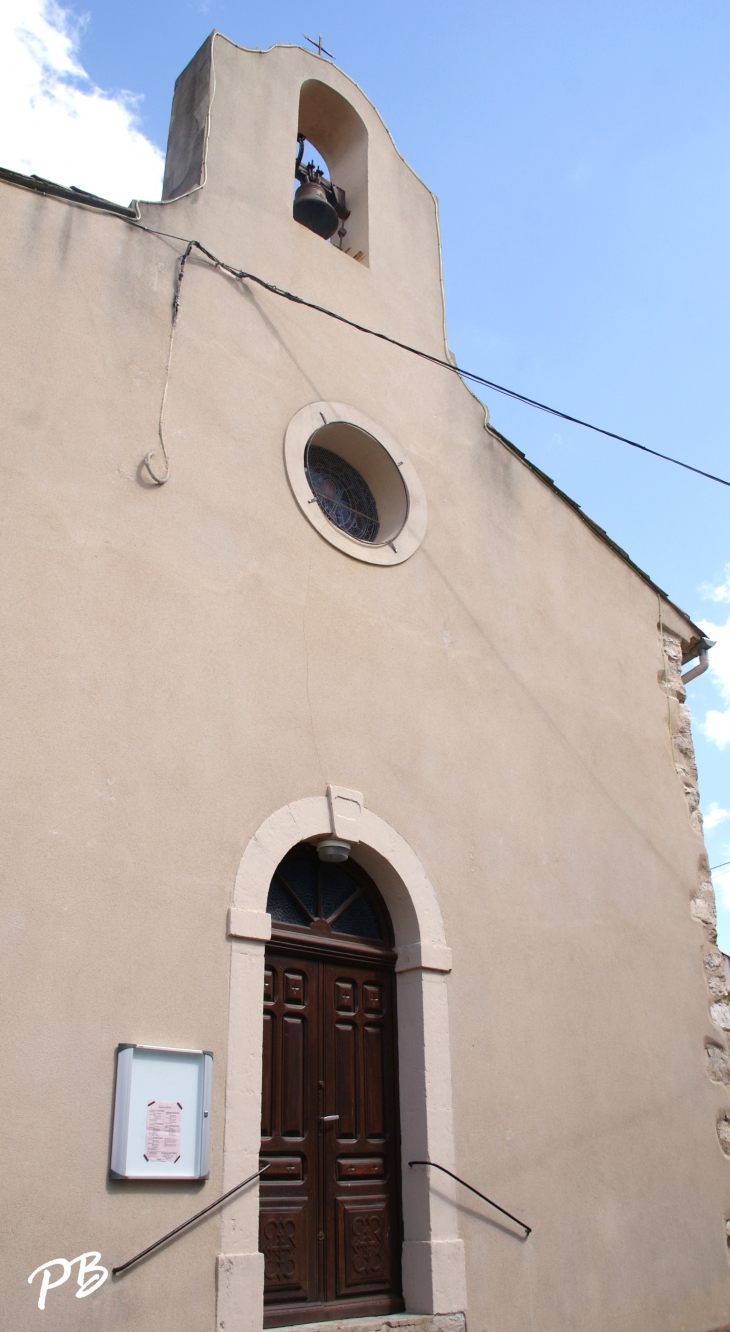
[266,842,390,943]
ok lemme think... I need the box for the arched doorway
[259,841,403,1327]
[217,791,466,1332]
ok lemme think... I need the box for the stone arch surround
[216,792,467,1332]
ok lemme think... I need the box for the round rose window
[305,443,380,544]
[284,402,427,566]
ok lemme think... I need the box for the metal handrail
[112,1165,270,1275]
[409,1160,531,1237]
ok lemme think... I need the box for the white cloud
[699,568,730,752]
[705,803,730,832]
[0,0,163,206]
[700,565,730,604]
[705,708,730,750]
[716,866,730,913]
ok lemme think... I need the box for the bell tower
[147,32,449,360]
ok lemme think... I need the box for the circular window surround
[284,401,427,566]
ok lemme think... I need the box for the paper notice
[144,1100,183,1162]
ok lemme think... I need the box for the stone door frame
[216,788,466,1332]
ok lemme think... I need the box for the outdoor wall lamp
[316,838,351,863]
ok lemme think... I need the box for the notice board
[110,1045,212,1180]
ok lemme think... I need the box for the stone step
[273,1315,466,1332]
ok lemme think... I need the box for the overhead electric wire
[131,223,730,491]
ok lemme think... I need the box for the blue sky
[2,0,729,939]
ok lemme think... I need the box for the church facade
[2,32,729,1332]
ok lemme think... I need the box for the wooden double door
[260,940,403,1326]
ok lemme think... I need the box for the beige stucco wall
[1,33,728,1332]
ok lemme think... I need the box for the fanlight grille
[305,444,380,544]
[267,844,383,941]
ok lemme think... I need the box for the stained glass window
[267,843,383,941]
[305,444,380,544]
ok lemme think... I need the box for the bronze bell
[293,178,339,239]
[294,134,350,241]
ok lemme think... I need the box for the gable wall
[0,36,726,1332]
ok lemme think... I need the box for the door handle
[320,1115,339,1124]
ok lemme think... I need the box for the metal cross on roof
[303,33,335,59]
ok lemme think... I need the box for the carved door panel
[322,961,400,1305]
[260,944,402,1326]
[259,953,319,1306]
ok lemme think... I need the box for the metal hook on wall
[141,240,194,486]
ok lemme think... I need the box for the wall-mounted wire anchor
[140,240,194,487]
[142,449,169,485]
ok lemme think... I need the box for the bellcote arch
[217,791,466,1331]
[297,79,369,264]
